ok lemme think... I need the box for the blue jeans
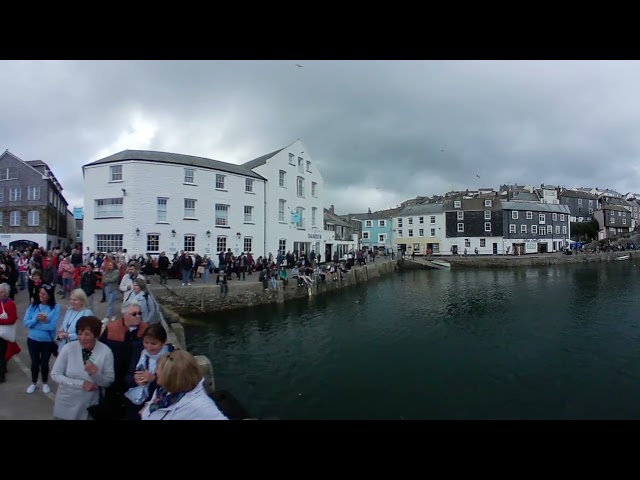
[62,278,73,298]
[106,288,118,318]
[182,270,191,284]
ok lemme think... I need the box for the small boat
[616,255,630,261]
[432,260,451,268]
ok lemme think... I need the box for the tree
[570,220,599,242]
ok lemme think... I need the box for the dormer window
[454,200,461,208]
[484,199,492,207]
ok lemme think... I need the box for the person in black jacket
[80,263,97,309]
[157,252,169,284]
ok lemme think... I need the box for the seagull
[477,174,481,178]
[295,64,303,68]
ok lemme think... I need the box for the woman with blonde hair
[140,350,227,420]
[127,278,157,323]
[56,289,93,349]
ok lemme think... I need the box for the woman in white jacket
[51,315,115,420]
[140,350,227,420]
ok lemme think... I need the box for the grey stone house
[443,193,505,255]
[0,151,70,251]
[593,205,632,239]
[501,201,571,254]
[558,189,598,222]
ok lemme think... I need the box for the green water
[185,261,640,419]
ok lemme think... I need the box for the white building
[242,140,326,258]
[83,150,266,258]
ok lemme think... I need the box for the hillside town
[0,144,638,260]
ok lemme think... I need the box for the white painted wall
[249,140,325,257]
[443,236,505,255]
[83,160,265,257]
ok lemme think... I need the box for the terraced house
[0,150,70,251]
[353,207,399,253]
[442,193,504,255]
[593,204,632,239]
[558,189,598,222]
[392,203,445,255]
[501,201,571,254]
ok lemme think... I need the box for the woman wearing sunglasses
[94,300,149,420]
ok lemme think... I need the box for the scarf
[136,345,171,373]
[82,348,93,363]
[148,387,188,413]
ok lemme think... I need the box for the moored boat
[616,255,630,261]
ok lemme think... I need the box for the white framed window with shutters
[509,224,516,233]
[297,177,305,197]
[484,210,491,220]
[10,187,20,201]
[157,198,168,222]
[532,225,538,234]
[539,214,546,224]
[279,170,286,188]
[512,211,518,220]
[215,204,229,226]
[457,211,464,220]
[184,168,195,184]
[28,211,39,226]
[484,222,491,232]
[521,225,527,234]
[95,234,123,252]
[28,186,40,200]
[526,211,533,219]
[147,234,160,252]
[217,236,227,252]
[184,199,196,218]
[244,237,252,252]
[547,225,552,234]
[245,179,254,193]
[184,235,195,252]
[95,198,123,218]
[278,199,286,222]
[215,174,225,190]
[109,165,122,182]
[457,223,464,233]
[10,211,19,226]
[244,206,253,223]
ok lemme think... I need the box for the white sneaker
[26,384,37,394]
[187,283,191,286]
[42,384,51,394]
[182,283,186,286]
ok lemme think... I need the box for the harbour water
[185,261,640,419]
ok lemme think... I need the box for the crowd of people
[0,244,232,420]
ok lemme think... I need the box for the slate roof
[324,208,351,227]
[84,150,264,179]
[396,203,444,217]
[242,148,285,170]
[501,201,570,213]
[559,190,599,200]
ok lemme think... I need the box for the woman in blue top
[56,288,93,350]
[24,283,60,394]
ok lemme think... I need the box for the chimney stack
[367,207,371,214]
[329,205,335,214]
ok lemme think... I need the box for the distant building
[0,151,70,251]
[501,201,571,254]
[558,189,598,222]
[393,203,445,255]
[594,205,632,239]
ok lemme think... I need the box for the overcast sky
[2,60,640,214]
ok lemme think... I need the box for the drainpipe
[263,179,267,257]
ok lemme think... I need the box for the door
[493,243,498,255]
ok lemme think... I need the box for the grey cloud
[2,60,640,214]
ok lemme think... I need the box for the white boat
[432,260,451,268]
[616,255,630,261]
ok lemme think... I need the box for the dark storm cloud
[2,60,640,212]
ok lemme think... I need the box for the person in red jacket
[0,282,19,383]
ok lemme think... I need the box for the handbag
[0,301,16,343]
[48,331,59,357]
[4,340,21,361]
